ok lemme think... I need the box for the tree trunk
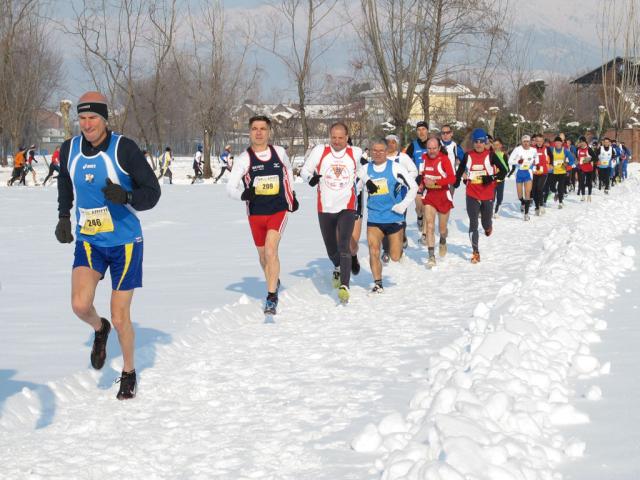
[203,128,214,178]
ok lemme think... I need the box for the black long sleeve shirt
[57,131,161,217]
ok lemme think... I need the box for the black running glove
[507,165,516,178]
[102,178,130,204]
[308,172,322,187]
[55,216,74,243]
[365,179,379,194]
[415,175,422,185]
[241,186,256,201]
[453,179,461,189]
[360,157,369,165]
[482,174,495,185]
[289,192,299,212]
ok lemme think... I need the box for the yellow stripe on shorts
[83,241,93,270]
[116,243,134,291]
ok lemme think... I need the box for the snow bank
[355,176,640,479]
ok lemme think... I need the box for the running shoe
[116,369,137,400]
[90,318,111,370]
[558,203,563,209]
[338,285,350,304]
[485,226,493,237]
[426,255,436,269]
[381,252,390,265]
[264,293,278,315]
[370,283,384,294]
[524,214,530,221]
[419,233,427,245]
[535,208,540,216]
[332,267,340,289]
[439,242,447,257]
[471,252,481,264]
[417,216,423,229]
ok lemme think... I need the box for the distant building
[36,109,65,153]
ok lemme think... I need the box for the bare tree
[176,1,256,178]
[253,0,341,152]
[419,0,509,126]
[599,0,640,136]
[359,0,429,142]
[0,0,62,165]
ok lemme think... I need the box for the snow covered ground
[1,158,639,479]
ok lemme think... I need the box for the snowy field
[1,157,639,479]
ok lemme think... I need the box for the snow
[1,158,640,478]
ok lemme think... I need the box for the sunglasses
[473,139,486,144]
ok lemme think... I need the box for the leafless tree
[359,0,429,142]
[0,0,62,165]
[419,0,509,126]
[176,1,256,178]
[599,0,640,136]
[252,0,341,152]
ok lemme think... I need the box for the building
[36,109,65,153]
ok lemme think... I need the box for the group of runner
[6,144,61,186]
[227,118,633,314]
[51,90,632,400]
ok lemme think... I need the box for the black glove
[453,179,461,189]
[241,186,256,201]
[507,165,516,178]
[289,192,299,212]
[55,216,74,243]
[101,178,129,204]
[308,172,322,187]
[482,174,494,185]
[415,175,422,185]
[360,157,369,165]
[365,179,379,194]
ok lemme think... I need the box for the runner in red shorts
[227,115,299,315]
[421,138,455,268]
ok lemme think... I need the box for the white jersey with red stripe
[226,145,295,208]
[302,144,362,213]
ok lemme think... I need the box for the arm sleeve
[226,153,250,200]
[279,147,295,193]
[508,146,523,167]
[455,153,469,183]
[492,152,508,180]
[393,163,418,212]
[57,140,74,217]
[301,146,322,182]
[437,157,456,187]
[456,145,465,162]
[118,138,161,211]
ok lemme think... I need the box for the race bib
[79,207,114,235]
[254,175,280,195]
[469,170,484,184]
[370,177,389,196]
[520,162,530,170]
[553,159,564,166]
[599,159,609,167]
[424,174,441,189]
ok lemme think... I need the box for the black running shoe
[351,255,360,275]
[90,318,111,370]
[116,370,137,400]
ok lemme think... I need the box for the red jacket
[421,152,455,191]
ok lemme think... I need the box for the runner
[597,137,617,194]
[23,146,39,185]
[191,145,204,184]
[43,145,61,186]
[421,137,455,268]
[404,121,429,242]
[439,124,464,193]
[157,146,173,184]
[575,136,598,202]
[226,115,297,316]
[215,145,232,183]
[548,136,575,208]
[620,141,631,180]
[55,91,161,400]
[454,128,507,264]
[301,122,361,304]
[492,138,509,218]
[7,146,26,186]
[532,133,551,215]
[358,140,416,292]
[380,133,418,263]
[507,135,538,220]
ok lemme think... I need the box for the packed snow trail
[0,164,639,478]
